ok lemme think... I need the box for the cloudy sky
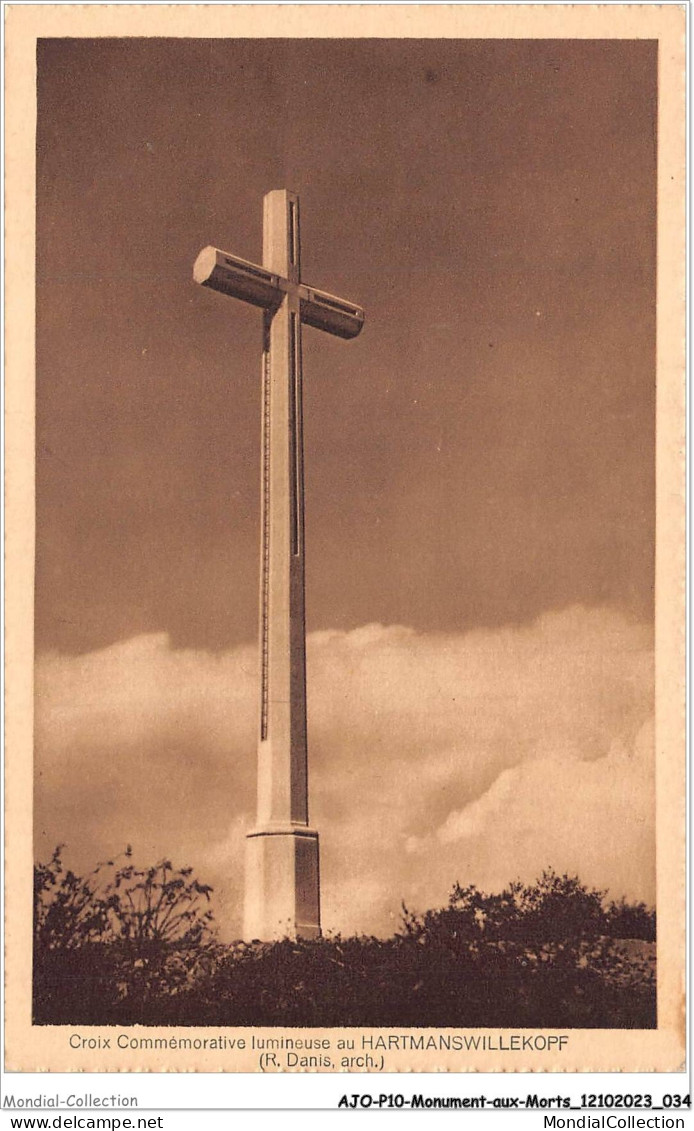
[35,38,656,937]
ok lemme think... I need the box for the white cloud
[35,605,654,937]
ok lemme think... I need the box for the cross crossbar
[193,245,365,340]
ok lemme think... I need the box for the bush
[33,847,217,1024]
[33,853,656,1028]
[401,870,655,946]
[604,897,656,941]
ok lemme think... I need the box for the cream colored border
[4,3,686,1073]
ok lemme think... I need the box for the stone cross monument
[193,190,364,940]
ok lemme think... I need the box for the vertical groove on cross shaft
[289,312,305,557]
[288,199,300,278]
[259,314,271,742]
[288,300,308,819]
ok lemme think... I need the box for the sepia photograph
[4,3,685,1074]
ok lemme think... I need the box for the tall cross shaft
[193,190,364,940]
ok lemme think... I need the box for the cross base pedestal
[243,826,321,941]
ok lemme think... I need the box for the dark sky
[36,38,656,656]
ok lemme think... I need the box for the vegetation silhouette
[34,850,655,1028]
[34,847,216,1025]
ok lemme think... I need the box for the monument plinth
[194,190,364,940]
